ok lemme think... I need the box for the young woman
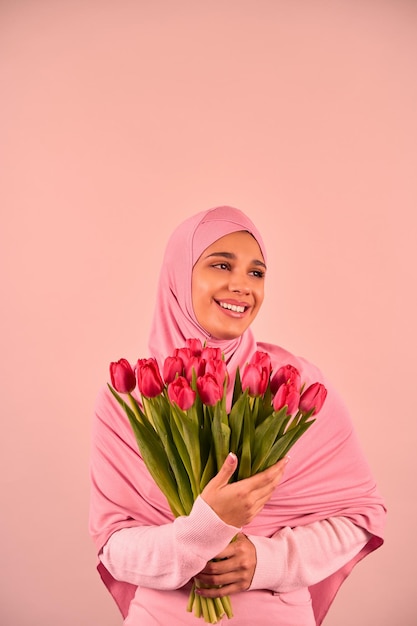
[89,206,386,625]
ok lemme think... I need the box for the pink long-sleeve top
[100,494,370,591]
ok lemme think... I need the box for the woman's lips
[215,299,250,316]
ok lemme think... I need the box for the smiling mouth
[217,300,248,314]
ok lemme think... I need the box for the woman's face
[191,230,266,340]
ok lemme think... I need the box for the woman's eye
[250,270,265,278]
[212,263,230,270]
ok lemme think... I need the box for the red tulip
[185,338,203,356]
[174,347,192,363]
[136,358,164,398]
[196,373,224,406]
[168,376,196,410]
[241,363,269,396]
[299,382,327,415]
[250,350,272,374]
[201,346,222,361]
[205,359,228,388]
[184,356,206,382]
[270,364,301,395]
[273,382,301,414]
[110,358,136,393]
[163,355,184,384]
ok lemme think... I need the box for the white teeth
[219,301,246,313]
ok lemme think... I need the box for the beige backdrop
[1,1,416,625]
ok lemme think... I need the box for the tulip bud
[241,363,269,397]
[110,358,136,393]
[201,346,222,361]
[205,359,228,388]
[163,355,184,384]
[173,347,192,363]
[250,350,272,374]
[270,364,301,395]
[196,373,223,406]
[184,356,206,382]
[167,376,196,410]
[299,382,327,415]
[136,358,164,398]
[273,381,301,414]
[185,338,203,356]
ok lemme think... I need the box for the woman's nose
[228,272,250,294]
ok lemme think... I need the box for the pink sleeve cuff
[174,496,241,557]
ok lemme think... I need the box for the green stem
[186,585,195,613]
[220,595,233,619]
[127,393,144,423]
[213,597,226,618]
[193,594,202,618]
[200,597,210,622]
[207,598,218,623]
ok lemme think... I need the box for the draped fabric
[89,206,386,624]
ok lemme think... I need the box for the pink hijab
[90,206,386,625]
[148,206,265,381]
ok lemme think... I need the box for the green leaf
[171,403,201,473]
[200,442,216,491]
[108,384,144,424]
[199,404,212,471]
[211,402,231,472]
[228,390,249,454]
[260,420,315,470]
[168,407,199,505]
[256,385,274,426]
[128,415,185,516]
[238,401,253,481]
[278,420,315,457]
[232,366,243,405]
[251,407,289,474]
[277,412,293,437]
[108,384,192,516]
[142,396,169,441]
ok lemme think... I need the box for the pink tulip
[241,363,269,397]
[273,382,301,414]
[163,355,184,384]
[299,382,328,415]
[185,338,203,356]
[110,358,136,393]
[270,364,301,395]
[136,358,164,398]
[205,359,228,388]
[196,373,224,406]
[168,376,196,410]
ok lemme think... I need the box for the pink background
[1,1,416,625]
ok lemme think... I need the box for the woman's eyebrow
[205,251,267,269]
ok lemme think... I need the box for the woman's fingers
[201,456,289,527]
[207,452,238,489]
[196,534,257,597]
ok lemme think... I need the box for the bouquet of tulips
[108,338,327,624]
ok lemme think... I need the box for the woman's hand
[195,533,257,597]
[201,453,288,528]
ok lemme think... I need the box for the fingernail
[284,455,291,464]
[228,452,237,464]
